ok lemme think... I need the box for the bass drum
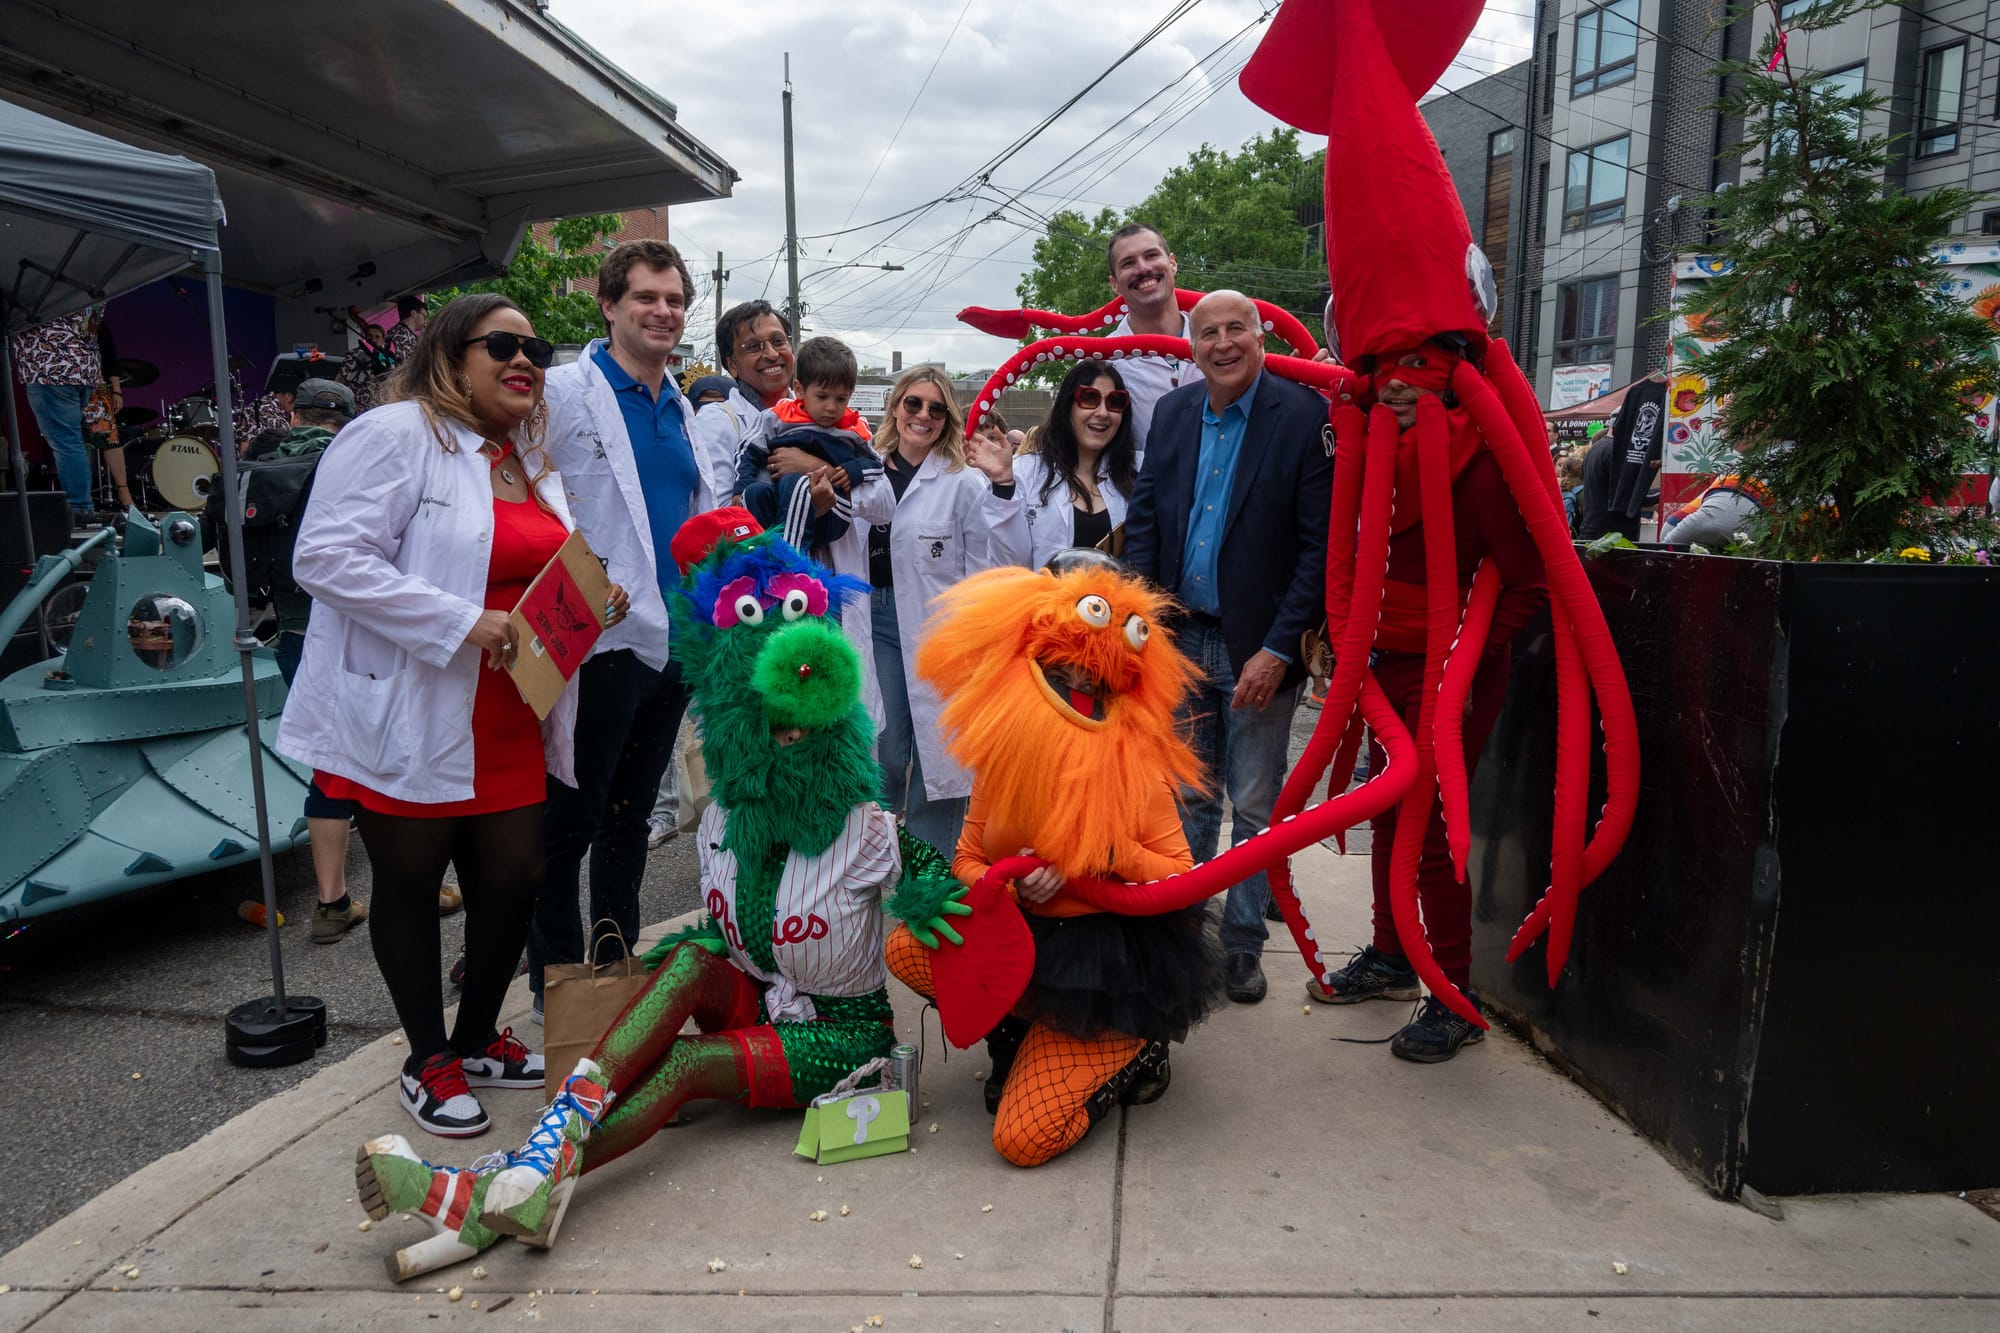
[148,433,222,511]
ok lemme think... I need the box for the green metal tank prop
[0,510,308,921]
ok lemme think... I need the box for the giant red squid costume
[936,0,1638,1031]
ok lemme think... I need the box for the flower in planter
[1898,547,1933,562]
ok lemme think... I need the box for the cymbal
[229,354,251,372]
[115,405,159,429]
[111,357,159,388]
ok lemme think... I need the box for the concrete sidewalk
[3,842,1995,1332]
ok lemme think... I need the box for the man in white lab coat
[689,299,796,504]
[529,240,720,1016]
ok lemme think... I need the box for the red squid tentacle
[962,334,1198,438]
[1170,290,1320,358]
[1541,602,1591,984]
[1433,559,1503,883]
[1270,403,1370,817]
[956,298,1124,341]
[1264,400,1383,956]
[1381,395,1483,1029]
[1484,340,1561,492]
[1062,674,1416,922]
[957,291,1321,357]
[1452,361,1641,979]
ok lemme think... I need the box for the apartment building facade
[1425,0,1999,409]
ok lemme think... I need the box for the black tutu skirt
[1017,907,1227,1045]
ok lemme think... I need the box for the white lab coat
[1110,310,1201,463]
[989,453,1130,570]
[277,401,579,803]
[819,465,898,728]
[689,382,776,507]
[876,452,1021,801]
[543,341,719,671]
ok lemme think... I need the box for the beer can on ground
[886,1042,920,1108]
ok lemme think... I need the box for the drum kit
[112,356,248,511]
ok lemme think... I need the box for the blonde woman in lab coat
[862,366,1019,856]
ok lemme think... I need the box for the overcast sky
[555,0,1533,373]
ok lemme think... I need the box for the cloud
[556,0,1532,373]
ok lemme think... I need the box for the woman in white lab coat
[279,294,629,1140]
[861,366,1019,856]
[990,360,1138,570]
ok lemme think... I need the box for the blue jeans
[872,587,967,860]
[24,382,92,511]
[1175,617,1300,958]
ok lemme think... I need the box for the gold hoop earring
[456,374,472,397]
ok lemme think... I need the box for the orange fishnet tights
[885,924,1144,1168]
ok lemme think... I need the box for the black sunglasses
[463,331,555,369]
[1073,386,1129,413]
[901,394,950,421]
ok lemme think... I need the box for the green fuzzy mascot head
[666,511,880,871]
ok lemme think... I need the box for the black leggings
[354,803,544,1066]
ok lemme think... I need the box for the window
[1916,43,1964,158]
[1778,0,1820,17]
[1556,276,1619,366]
[1772,63,1866,159]
[1489,128,1517,158]
[1542,33,1557,115]
[1573,0,1638,97]
[1564,137,1629,230]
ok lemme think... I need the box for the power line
[823,0,978,254]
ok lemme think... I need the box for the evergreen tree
[1678,0,1997,559]
[429,214,623,345]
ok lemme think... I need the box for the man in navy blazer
[1124,290,1333,1004]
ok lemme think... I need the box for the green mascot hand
[907,885,973,951]
[640,920,730,970]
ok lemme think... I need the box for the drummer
[235,386,294,452]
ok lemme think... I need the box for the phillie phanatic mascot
[349,511,970,1279]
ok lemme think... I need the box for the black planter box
[1469,548,2000,1197]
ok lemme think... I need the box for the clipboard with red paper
[506,529,610,719]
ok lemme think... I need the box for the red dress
[320,445,568,817]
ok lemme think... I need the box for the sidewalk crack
[1104,1105,1128,1333]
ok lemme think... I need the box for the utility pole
[782,53,801,342]
[711,250,727,361]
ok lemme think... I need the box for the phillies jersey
[697,801,900,1021]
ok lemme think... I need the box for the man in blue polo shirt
[533,241,724,1019]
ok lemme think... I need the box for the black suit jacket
[1124,370,1333,688]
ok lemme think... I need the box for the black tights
[355,803,544,1066]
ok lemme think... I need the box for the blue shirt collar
[1202,370,1262,425]
[591,340,682,401]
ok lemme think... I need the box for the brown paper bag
[539,921,647,1101]
[674,715,711,835]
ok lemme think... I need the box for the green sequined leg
[595,941,756,1093]
[583,1035,746,1177]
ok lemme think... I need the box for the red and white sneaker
[461,1027,544,1090]
[399,1052,490,1138]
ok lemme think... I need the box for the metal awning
[0,0,735,301]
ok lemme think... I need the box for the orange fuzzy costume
[886,556,1225,1167]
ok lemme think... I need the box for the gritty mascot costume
[885,550,1226,1168]
[350,510,972,1279]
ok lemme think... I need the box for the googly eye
[733,594,765,626]
[781,587,812,621]
[1075,594,1112,628]
[1124,614,1150,651]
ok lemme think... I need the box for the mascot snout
[751,618,862,733]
